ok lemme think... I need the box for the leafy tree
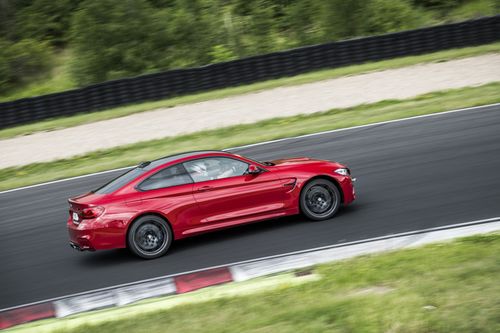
[2,0,495,94]
[363,0,424,34]
[15,0,81,46]
[7,39,52,79]
[319,0,369,40]
[229,0,284,55]
[0,38,52,93]
[319,0,424,39]
[412,0,464,10]
[209,44,237,63]
[0,0,13,37]
[70,0,166,85]
[0,39,11,91]
[153,0,215,68]
[285,0,322,46]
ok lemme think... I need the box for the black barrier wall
[1,16,499,129]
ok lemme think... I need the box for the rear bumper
[70,241,95,252]
[67,217,128,251]
[68,226,97,251]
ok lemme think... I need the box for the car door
[136,164,202,234]
[183,157,289,233]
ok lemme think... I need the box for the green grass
[9,273,320,333]
[1,82,499,191]
[0,42,499,140]
[12,233,500,333]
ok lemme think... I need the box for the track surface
[1,105,500,309]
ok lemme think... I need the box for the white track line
[228,102,500,151]
[1,102,498,195]
[1,215,499,312]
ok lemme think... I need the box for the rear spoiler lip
[68,199,90,210]
[68,192,97,209]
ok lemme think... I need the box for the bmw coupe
[68,150,355,258]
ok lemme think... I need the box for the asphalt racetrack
[1,104,500,309]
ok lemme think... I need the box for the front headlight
[334,168,350,176]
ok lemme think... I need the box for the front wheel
[128,215,173,259]
[300,179,341,221]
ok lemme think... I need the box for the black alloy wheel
[300,179,341,221]
[128,215,173,259]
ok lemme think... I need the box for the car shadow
[170,203,359,254]
[79,204,359,267]
[78,248,135,266]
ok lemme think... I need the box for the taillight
[81,206,105,219]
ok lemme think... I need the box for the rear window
[93,167,146,194]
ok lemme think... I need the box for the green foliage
[151,1,215,68]
[447,0,500,20]
[69,0,219,85]
[0,42,10,91]
[209,45,238,63]
[69,0,165,84]
[14,0,81,46]
[284,0,322,46]
[320,0,369,39]
[0,38,52,93]
[2,0,498,95]
[363,0,426,34]
[319,0,426,39]
[0,0,17,40]
[413,0,464,9]
[7,39,52,79]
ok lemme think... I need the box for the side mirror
[247,164,262,175]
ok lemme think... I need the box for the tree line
[0,0,497,94]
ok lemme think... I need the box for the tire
[127,215,173,259]
[300,179,341,221]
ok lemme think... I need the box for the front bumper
[339,175,356,204]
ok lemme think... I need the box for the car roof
[141,150,230,170]
[93,150,236,195]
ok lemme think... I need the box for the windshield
[238,154,275,166]
[93,167,146,194]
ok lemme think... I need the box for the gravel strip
[1,54,499,168]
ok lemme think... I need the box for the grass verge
[10,233,500,333]
[0,42,499,140]
[1,82,499,191]
[10,273,320,333]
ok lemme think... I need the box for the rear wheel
[128,215,172,259]
[300,179,341,221]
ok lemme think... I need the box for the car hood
[269,157,322,166]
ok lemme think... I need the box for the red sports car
[68,150,355,259]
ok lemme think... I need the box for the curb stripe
[0,303,55,330]
[174,267,233,294]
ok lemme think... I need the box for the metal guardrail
[0,16,498,129]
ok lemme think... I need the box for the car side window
[184,157,249,182]
[138,164,193,191]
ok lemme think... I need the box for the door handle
[197,186,213,192]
